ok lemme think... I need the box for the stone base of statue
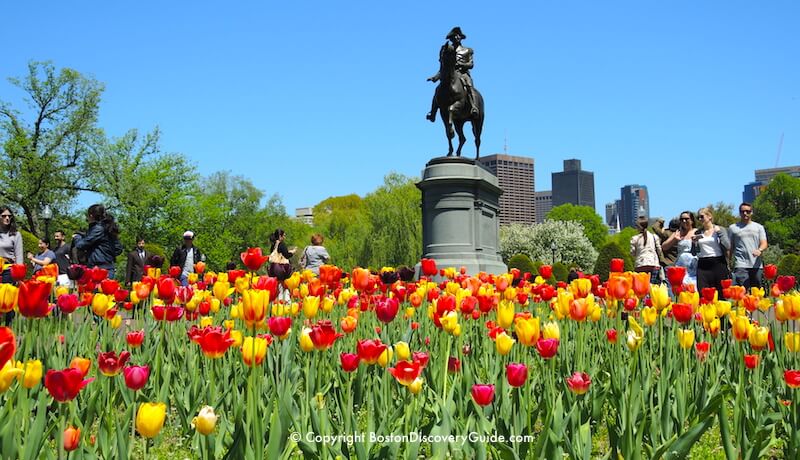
[415,156,508,278]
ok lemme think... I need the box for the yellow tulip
[200,316,213,328]
[749,326,769,350]
[514,317,540,346]
[302,296,320,318]
[495,332,515,355]
[109,315,122,329]
[555,290,573,320]
[404,307,415,319]
[299,283,309,298]
[715,301,732,318]
[440,311,459,335]
[626,317,644,352]
[677,329,695,350]
[641,306,657,326]
[445,281,460,295]
[187,273,198,285]
[191,406,218,435]
[91,294,110,317]
[378,346,394,367]
[678,290,699,307]
[136,402,167,438]
[394,341,410,361]
[229,330,243,348]
[408,378,423,395]
[241,289,268,327]
[542,321,560,340]
[785,332,800,352]
[321,295,335,313]
[337,288,356,305]
[569,278,592,298]
[649,284,671,311]
[241,336,269,366]
[19,359,42,389]
[732,315,751,341]
[497,300,514,329]
[299,328,314,352]
[589,303,602,322]
[503,286,517,302]
[751,287,765,298]
[0,362,24,392]
[213,281,234,302]
[284,272,302,292]
[130,290,140,304]
[704,318,720,336]
[210,298,221,313]
[758,298,771,312]
[700,304,718,324]
[776,300,788,321]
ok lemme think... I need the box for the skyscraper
[605,201,621,232]
[619,185,649,229]
[535,190,553,224]
[478,154,535,225]
[551,159,595,210]
[742,166,800,203]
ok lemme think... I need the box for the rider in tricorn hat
[426,27,479,121]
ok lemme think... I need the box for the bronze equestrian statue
[426,27,484,159]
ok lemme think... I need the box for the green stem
[442,334,452,401]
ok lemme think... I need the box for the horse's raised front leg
[454,121,467,157]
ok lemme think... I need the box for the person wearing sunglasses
[694,207,731,297]
[661,211,698,287]
[0,206,23,325]
[728,202,768,290]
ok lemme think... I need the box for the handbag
[268,241,290,265]
[268,241,292,280]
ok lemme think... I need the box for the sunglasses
[740,210,753,214]
[680,217,691,221]
[0,214,11,218]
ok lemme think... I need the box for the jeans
[733,267,762,291]
[1,268,15,325]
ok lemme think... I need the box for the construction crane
[775,132,784,167]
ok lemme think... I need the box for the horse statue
[430,42,484,159]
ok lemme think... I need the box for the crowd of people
[633,202,768,296]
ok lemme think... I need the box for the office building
[535,191,553,224]
[478,154,535,225]
[619,185,649,229]
[551,159,595,210]
[742,166,800,203]
[294,207,314,226]
[605,200,621,232]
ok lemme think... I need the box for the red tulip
[18,279,53,317]
[98,351,131,376]
[388,360,422,386]
[448,357,461,373]
[764,264,778,281]
[471,384,495,406]
[778,276,796,293]
[535,338,559,359]
[695,342,710,361]
[156,277,177,303]
[241,247,269,271]
[308,320,342,350]
[151,305,184,321]
[357,339,387,365]
[195,326,235,359]
[701,288,717,303]
[340,353,360,372]
[412,351,429,368]
[744,354,759,369]
[666,266,686,286]
[268,316,292,337]
[10,263,27,281]
[538,265,553,279]
[86,267,108,282]
[375,296,399,323]
[168,265,182,278]
[100,279,119,295]
[672,303,693,324]
[606,329,618,344]
[44,368,94,402]
[421,258,437,277]
[506,363,528,387]
[56,294,80,314]
[0,326,16,369]
[251,275,278,300]
[609,258,624,273]
[126,330,145,348]
[63,426,81,452]
[785,370,800,389]
[566,372,592,395]
[123,365,150,390]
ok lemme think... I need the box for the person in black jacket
[73,204,124,278]
[170,231,205,286]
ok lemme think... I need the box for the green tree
[361,173,422,268]
[754,174,800,252]
[595,242,634,282]
[703,202,737,228]
[507,254,536,276]
[608,227,638,255]
[312,194,371,270]
[0,61,103,236]
[84,128,198,250]
[546,204,607,249]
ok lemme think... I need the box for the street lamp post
[41,205,52,241]
[550,241,557,265]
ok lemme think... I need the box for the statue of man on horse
[426,27,484,158]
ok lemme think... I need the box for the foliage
[778,254,798,277]
[552,262,569,282]
[0,61,103,236]
[546,203,608,249]
[595,241,634,282]
[20,229,39,261]
[703,202,737,228]
[754,173,800,252]
[360,173,422,269]
[608,227,638,252]
[312,194,371,271]
[507,254,536,276]
[499,220,598,272]
[761,245,784,267]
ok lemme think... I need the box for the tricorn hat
[446,27,466,40]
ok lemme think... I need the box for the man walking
[52,230,72,286]
[728,202,768,290]
[170,231,205,286]
[125,237,148,286]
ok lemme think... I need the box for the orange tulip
[631,272,650,298]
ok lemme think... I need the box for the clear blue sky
[2,1,798,222]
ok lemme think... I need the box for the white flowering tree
[499,220,598,272]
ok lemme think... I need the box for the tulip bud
[191,405,218,435]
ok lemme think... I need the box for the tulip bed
[1,255,800,459]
